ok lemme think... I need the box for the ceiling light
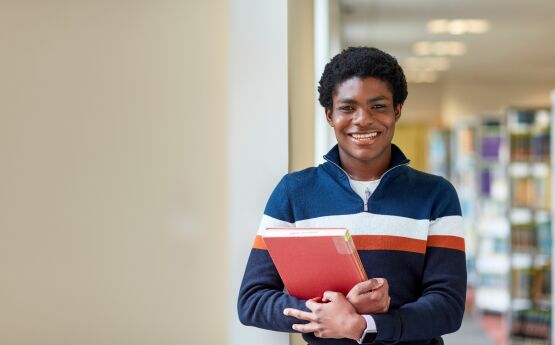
[448,20,467,35]
[427,19,449,34]
[413,41,466,56]
[426,19,490,35]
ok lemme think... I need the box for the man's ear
[394,104,403,122]
[325,108,334,127]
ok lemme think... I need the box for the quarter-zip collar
[322,143,410,182]
[322,144,411,211]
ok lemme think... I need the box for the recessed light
[427,19,449,34]
[427,19,490,35]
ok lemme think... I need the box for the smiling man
[238,47,466,345]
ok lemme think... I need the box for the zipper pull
[364,188,371,211]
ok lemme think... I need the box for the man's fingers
[306,298,325,311]
[350,278,385,295]
[350,280,372,295]
[370,288,387,300]
[369,278,385,290]
[322,290,343,302]
[283,308,315,322]
[292,322,317,333]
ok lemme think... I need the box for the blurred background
[1,0,555,344]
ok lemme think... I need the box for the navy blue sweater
[238,144,466,344]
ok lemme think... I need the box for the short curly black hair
[318,47,408,109]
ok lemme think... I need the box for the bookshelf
[508,108,552,345]
[451,122,479,291]
[474,118,511,314]
[427,129,450,179]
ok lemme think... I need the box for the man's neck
[338,146,392,181]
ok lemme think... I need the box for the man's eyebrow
[336,98,357,104]
[336,96,389,104]
[367,96,388,103]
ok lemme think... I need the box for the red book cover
[262,228,368,300]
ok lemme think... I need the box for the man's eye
[338,106,354,111]
[372,104,387,110]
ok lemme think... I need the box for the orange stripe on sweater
[427,235,465,252]
[253,234,464,253]
[353,235,427,254]
[252,235,267,250]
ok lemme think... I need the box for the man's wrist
[348,314,367,341]
[357,315,378,343]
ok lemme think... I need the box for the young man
[238,47,466,344]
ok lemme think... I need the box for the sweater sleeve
[237,176,310,332]
[371,180,467,343]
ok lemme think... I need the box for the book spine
[347,236,368,281]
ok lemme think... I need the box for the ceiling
[339,0,555,84]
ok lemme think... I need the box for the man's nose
[352,108,374,126]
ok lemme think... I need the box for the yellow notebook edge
[345,231,368,281]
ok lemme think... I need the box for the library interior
[2,1,555,345]
[311,1,555,345]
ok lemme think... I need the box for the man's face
[326,76,401,166]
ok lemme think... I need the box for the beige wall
[0,1,227,344]
[288,1,314,344]
[392,125,430,172]
[289,0,315,173]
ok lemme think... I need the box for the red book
[262,228,367,300]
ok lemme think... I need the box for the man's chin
[349,146,389,162]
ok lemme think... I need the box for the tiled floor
[443,314,501,345]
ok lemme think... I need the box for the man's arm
[238,246,311,331]
[237,176,310,331]
[370,245,466,342]
[368,180,467,342]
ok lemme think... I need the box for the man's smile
[348,131,382,145]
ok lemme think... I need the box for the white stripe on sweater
[258,213,464,239]
[428,215,464,237]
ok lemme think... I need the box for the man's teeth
[352,132,378,139]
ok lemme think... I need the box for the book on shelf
[262,227,367,300]
[511,308,551,341]
[507,107,553,344]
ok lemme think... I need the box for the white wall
[228,1,289,345]
[397,80,555,126]
[314,0,341,164]
[401,83,443,125]
[441,81,555,126]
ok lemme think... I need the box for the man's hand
[347,278,390,314]
[283,292,366,340]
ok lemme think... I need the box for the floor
[443,313,503,345]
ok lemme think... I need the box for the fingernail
[283,309,289,316]
[292,325,298,331]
